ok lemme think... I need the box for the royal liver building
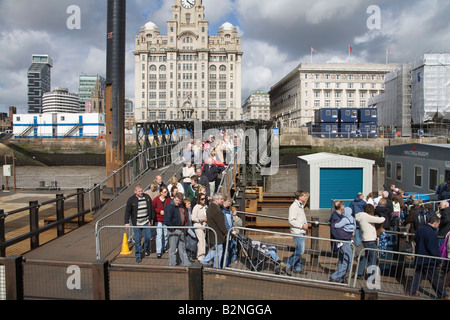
[134,0,243,122]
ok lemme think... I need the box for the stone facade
[269,63,397,128]
[133,0,243,122]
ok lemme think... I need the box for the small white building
[297,153,374,210]
[13,113,105,138]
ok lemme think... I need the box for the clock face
[181,0,195,9]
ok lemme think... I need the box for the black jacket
[375,205,392,229]
[206,202,228,245]
[202,164,219,182]
[124,194,155,226]
[164,200,187,231]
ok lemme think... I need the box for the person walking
[192,194,208,262]
[202,158,219,198]
[329,206,355,283]
[406,215,449,300]
[355,204,385,279]
[124,184,155,263]
[201,193,229,268]
[164,193,190,267]
[285,190,309,276]
[152,186,171,258]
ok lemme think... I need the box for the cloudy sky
[1,0,449,114]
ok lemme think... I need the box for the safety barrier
[221,224,449,300]
[87,145,180,213]
[353,247,450,299]
[223,227,356,287]
[95,225,218,265]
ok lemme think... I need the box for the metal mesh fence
[223,227,355,286]
[23,260,94,300]
[109,265,190,300]
[0,261,5,300]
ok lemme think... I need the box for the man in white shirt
[285,190,309,276]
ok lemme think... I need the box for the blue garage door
[319,168,363,209]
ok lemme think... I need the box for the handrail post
[188,262,203,300]
[0,210,5,257]
[29,201,39,250]
[56,193,65,237]
[5,255,24,300]
[92,260,110,300]
[77,188,85,226]
[310,217,320,265]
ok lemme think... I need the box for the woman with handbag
[192,194,208,262]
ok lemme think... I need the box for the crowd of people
[123,130,243,268]
[122,139,450,298]
[326,183,450,299]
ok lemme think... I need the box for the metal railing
[87,143,179,213]
[95,225,218,264]
[223,226,356,286]
[353,247,450,299]
[220,223,449,299]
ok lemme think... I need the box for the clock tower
[134,0,243,122]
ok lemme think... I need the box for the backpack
[439,233,449,258]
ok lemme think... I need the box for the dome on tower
[220,22,234,31]
[144,21,159,31]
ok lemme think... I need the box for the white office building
[242,91,271,121]
[42,88,80,114]
[269,63,397,128]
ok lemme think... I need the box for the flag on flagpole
[311,48,317,62]
[349,46,353,53]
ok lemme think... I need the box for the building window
[396,163,402,181]
[429,168,438,192]
[414,166,422,187]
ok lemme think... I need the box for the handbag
[439,233,449,258]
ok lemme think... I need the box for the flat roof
[298,152,375,165]
[385,143,450,162]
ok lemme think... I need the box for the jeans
[286,235,305,271]
[168,229,190,267]
[134,224,151,258]
[202,243,224,268]
[357,241,377,277]
[224,239,238,267]
[353,226,362,247]
[155,222,168,254]
[331,242,353,282]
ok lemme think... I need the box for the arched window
[149,65,157,71]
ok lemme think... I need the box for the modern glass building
[78,74,106,112]
[28,55,53,114]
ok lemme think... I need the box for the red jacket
[152,196,171,223]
